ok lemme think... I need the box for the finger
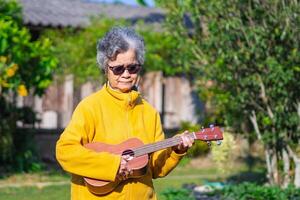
[123,170,130,179]
[117,174,124,181]
[181,135,189,148]
[182,130,190,146]
[119,161,126,172]
[122,155,130,161]
[183,131,194,147]
[186,135,194,147]
[177,140,184,150]
[123,155,134,162]
[129,169,133,175]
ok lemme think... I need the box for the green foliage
[157,0,300,185]
[135,0,148,6]
[161,188,195,200]
[0,0,57,96]
[158,0,300,138]
[211,132,237,175]
[179,121,209,157]
[12,128,44,172]
[222,183,300,200]
[0,0,57,172]
[43,17,126,85]
[44,17,183,86]
[0,97,42,172]
[136,22,185,76]
[0,0,22,23]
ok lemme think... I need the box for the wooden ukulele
[83,125,223,195]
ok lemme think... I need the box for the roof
[19,0,164,28]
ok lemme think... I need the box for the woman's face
[106,49,140,93]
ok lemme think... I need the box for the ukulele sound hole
[122,149,135,157]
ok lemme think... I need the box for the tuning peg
[206,141,211,146]
[210,124,215,131]
[216,140,222,145]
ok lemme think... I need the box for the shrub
[0,0,57,172]
[211,131,237,175]
[222,183,300,200]
[179,121,210,158]
[161,188,195,200]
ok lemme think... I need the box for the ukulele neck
[132,133,196,157]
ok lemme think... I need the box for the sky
[94,0,155,7]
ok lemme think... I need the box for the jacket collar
[104,83,141,109]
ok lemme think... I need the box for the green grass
[0,171,69,185]
[0,158,257,200]
[0,185,70,200]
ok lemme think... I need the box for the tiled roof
[19,0,164,28]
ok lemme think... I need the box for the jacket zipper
[126,96,131,199]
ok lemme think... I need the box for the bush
[0,0,56,173]
[222,183,300,200]
[211,131,237,175]
[161,188,195,200]
[0,125,44,173]
[179,121,210,158]
[12,128,44,172]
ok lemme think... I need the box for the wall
[23,72,202,130]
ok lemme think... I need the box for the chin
[118,88,130,93]
[117,86,130,93]
[118,83,133,92]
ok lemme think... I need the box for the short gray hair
[96,27,145,70]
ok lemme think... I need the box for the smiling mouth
[119,82,132,84]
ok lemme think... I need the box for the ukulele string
[133,132,199,156]
[133,136,184,156]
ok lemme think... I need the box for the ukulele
[83,125,223,195]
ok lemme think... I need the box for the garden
[1,0,300,199]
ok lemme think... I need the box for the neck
[132,133,196,157]
[107,82,137,93]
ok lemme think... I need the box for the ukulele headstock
[193,125,223,145]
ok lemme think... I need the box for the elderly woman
[56,27,194,200]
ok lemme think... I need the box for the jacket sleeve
[149,112,186,179]
[56,102,121,181]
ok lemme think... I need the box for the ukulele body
[82,126,224,195]
[83,137,149,195]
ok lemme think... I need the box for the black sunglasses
[107,64,141,75]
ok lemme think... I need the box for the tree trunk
[282,148,290,187]
[249,111,278,185]
[287,145,300,188]
[271,150,279,185]
[264,148,274,184]
[294,160,300,188]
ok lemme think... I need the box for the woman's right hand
[117,155,133,180]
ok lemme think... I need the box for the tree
[44,17,182,87]
[0,0,57,170]
[157,0,300,187]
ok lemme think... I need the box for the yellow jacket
[56,84,185,200]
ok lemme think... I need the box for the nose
[121,69,131,77]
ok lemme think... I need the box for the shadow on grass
[226,154,267,184]
[226,170,267,184]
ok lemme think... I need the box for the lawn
[0,157,260,200]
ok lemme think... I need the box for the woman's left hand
[172,130,195,154]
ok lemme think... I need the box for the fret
[132,133,194,157]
